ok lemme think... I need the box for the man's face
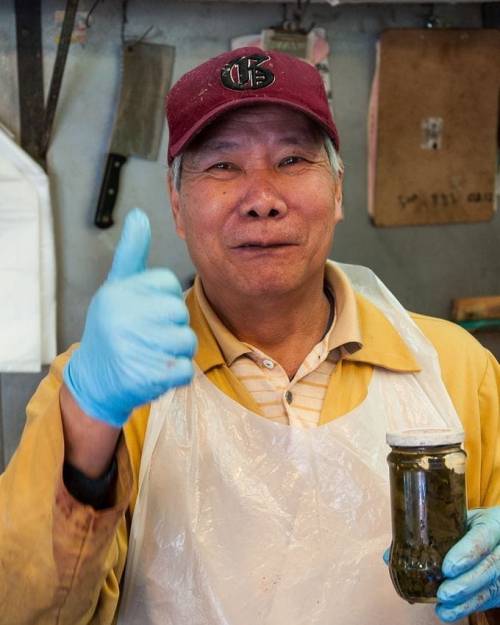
[169,104,343,300]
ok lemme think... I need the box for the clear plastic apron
[118,263,467,625]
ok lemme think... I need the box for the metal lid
[386,428,465,447]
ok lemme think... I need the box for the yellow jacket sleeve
[412,313,500,508]
[0,348,143,625]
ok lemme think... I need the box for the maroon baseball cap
[166,46,339,164]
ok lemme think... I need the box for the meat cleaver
[95,42,175,228]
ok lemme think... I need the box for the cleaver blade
[95,42,175,229]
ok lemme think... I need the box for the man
[0,47,499,625]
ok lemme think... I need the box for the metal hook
[85,0,103,28]
[127,25,154,49]
[121,0,128,45]
[280,0,312,33]
[121,0,154,50]
[424,4,441,29]
[293,0,306,27]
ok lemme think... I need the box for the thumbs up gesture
[63,209,197,427]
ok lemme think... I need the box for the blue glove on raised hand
[63,208,197,427]
[435,507,500,622]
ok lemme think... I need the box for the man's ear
[333,176,343,222]
[168,173,186,240]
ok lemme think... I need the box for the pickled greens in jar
[387,442,467,604]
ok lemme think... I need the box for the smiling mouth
[235,243,295,249]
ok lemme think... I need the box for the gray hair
[170,133,343,191]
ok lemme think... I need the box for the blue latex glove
[435,507,500,622]
[382,508,500,621]
[63,208,197,427]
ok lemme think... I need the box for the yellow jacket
[0,288,498,624]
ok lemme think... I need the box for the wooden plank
[371,29,500,226]
[452,296,500,321]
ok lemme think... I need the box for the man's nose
[238,169,288,219]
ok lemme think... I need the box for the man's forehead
[185,104,323,154]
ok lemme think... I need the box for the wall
[0,0,498,468]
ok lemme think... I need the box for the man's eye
[279,156,304,167]
[209,162,234,171]
[205,161,241,179]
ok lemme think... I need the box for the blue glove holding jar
[436,507,500,622]
[63,209,197,427]
[383,507,500,622]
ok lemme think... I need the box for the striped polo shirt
[194,263,362,428]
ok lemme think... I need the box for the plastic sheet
[0,126,56,371]
[118,263,466,625]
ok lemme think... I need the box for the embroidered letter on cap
[221,54,275,91]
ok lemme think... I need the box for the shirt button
[262,359,275,369]
[285,390,293,404]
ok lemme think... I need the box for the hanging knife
[95,42,175,228]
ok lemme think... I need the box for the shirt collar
[194,277,251,366]
[188,261,420,374]
[324,261,362,359]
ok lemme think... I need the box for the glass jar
[386,431,467,604]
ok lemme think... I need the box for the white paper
[0,128,57,371]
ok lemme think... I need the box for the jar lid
[386,428,465,447]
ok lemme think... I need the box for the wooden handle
[452,296,500,321]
